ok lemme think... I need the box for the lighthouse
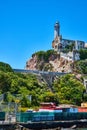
[52,21,62,52]
[54,21,60,39]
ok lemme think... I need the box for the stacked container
[78,107,87,112]
[32,111,54,122]
[16,112,33,122]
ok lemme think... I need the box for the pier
[0,119,87,130]
[18,120,87,129]
[0,121,16,130]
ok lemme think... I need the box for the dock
[19,119,87,129]
[0,121,16,130]
[0,119,87,130]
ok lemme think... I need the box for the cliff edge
[26,50,73,73]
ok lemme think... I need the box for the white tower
[54,22,60,39]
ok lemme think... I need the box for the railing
[13,69,68,76]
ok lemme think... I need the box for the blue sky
[0,0,87,69]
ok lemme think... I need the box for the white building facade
[83,78,87,93]
[52,22,85,61]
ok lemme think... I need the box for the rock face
[26,53,73,72]
[49,57,72,72]
[26,55,38,70]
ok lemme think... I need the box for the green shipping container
[16,112,33,122]
[54,112,87,121]
[0,112,5,121]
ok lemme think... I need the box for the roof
[40,102,55,105]
[58,104,77,108]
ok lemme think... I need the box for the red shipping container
[78,107,87,112]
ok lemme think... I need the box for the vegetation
[63,42,75,53]
[52,74,85,105]
[0,62,59,109]
[32,50,57,71]
[74,60,87,74]
[0,47,87,110]
[0,62,13,72]
[79,49,87,60]
[33,49,57,62]
[43,63,53,71]
[0,70,51,107]
[61,48,87,74]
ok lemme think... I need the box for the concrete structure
[52,22,85,61]
[85,43,87,48]
[13,69,68,91]
[52,22,85,52]
[61,51,80,61]
[54,21,60,38]
[83,78,87,93]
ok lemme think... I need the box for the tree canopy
[52,74,85,105]
[33,49,57,62]
[0,59,86,109]
[79,49,87,60]
[0,62,13,72]
[74,60,87,74]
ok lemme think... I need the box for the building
[83,78,87,93]
[85,43,87,48]
[81,102,87,107]
[52,22,85,52]
[61,51,80,61]
[52,22,85,61]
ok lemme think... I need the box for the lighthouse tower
[54,21,60,39]
[52,21,62,52]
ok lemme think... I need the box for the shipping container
[33,111,54,116]
[62,107,78,113]
[54,112,87,121]
[32,115,54,122]
[16,112,33,122]
[0,112,5,121]
[16,111,87,123]
[78,107,87,112]
[54,109,63,113]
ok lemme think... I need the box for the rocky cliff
[26,50,73,73]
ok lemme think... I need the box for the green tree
[64,42,75,52]
[75,60,87,74]
[4,92,15,102]
[0,62,13,72]
[34,49,57,62]
[53,74,85,105]
[79,49,87,60]
[20,96,31,107]
[41,91,59,105]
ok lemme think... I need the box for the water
[16,127,87,130]
[62,128,87,130]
